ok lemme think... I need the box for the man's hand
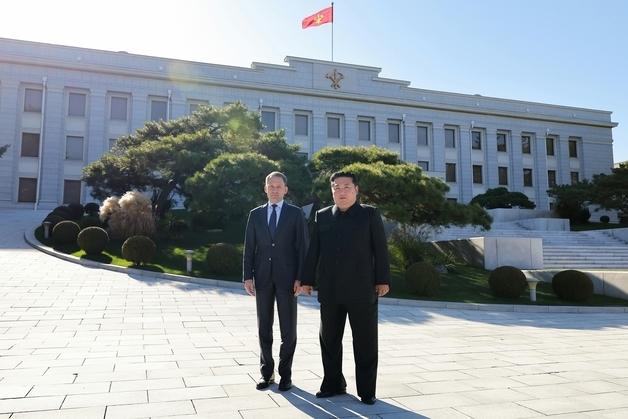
[293,280,302,296]
[244,279,255,296]
[375,284,390,297]
[300,285,313,296]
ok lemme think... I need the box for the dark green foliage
[548,181,592,224]
[51,206,74,220]
[575,207,591,224]
[589,164,628,217]
[0,144,9,158]
[390,228,428,268]
[43,213,65,228]
[84,202,100,216]
[488,266,527,298]
[205,243,241,275]
[67,203,84,219]
[79,216,102,229]
[52,221,80,245]
[600,215,610,223]
[470,187,536,209]
[405,261,440,297]
[77,227,109,255]
[122,235,157,266]
[552,270,594,302]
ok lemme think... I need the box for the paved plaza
[2,210,628,418]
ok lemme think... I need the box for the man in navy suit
[243,171,308,391]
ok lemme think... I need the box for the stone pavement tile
[0,373,78,385]
[510,373,572,386]
[105,400,195,419]
[62,390,148,409]
[110,378,185,392]
[415,371,475,382]
[146,367,214,380]
[513,383,585,398]
[30,382,110,397]
[393,393,478,411]
[10,406,105,419]
[408,380,477,395]
[455,402,541,419]
[183,373,252,387]
[0,384,31,398]
[460,367,518,378]
[375,383,421,398]
[460,377,525,390]
[149,385,226,402]
[193,394,277,413]
[72,370,147,383]
[564,380,628,394]
[0,395,64,414]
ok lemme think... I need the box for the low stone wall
[487,208,553,222]
[516,218,569,231]
[525,269,628,300]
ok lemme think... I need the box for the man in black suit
[301,171,390,405]
[243,171,308,392]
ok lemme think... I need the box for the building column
[557,134,570,186]
[39,85,65,208]
[458,126,473,203]
[510,132,523,191]
[432,124,446,174]
[345,115,357,147]
[312,110,327,155]
[0,81,19,205]
[534,131,549,210]
[484,128,498,188]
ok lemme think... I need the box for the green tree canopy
[0,144,9,158]
[470,187,536,209]
[589,164,628,216]
[547,180,592,223]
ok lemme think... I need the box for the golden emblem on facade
[325,69,344,90]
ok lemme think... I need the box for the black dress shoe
[278,378,292,391]
[361,396,376,405]
[256,374,275,390]
[315,389,347,398]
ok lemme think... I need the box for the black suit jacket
[243,203,308,290]
[302,203,390,304]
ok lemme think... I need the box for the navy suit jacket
[242,203,308,290]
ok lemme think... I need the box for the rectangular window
[388,121,400,143]
[68,93,86,117]
[523,168,533,187]
[65,136,84,160]
[417,125,428,146]
[417,160,429,171]
[548,170,557,187]
[188,100,208,114]
[110,96,128,120]
[446,163,456,182]
[327,116,341,139]
[445,128,456,148]
[521,135,531,154]
[358,119,371,142]
[295,114,308,136]
[546,137,555,156]
[447,198,458,203]
[569,140,578,158]
[150,99,168,121]
[18,177,37,202]
[472,165,483,184]
[497,133,507,152]
[571,171,580,184]
[63,180,82,204]
[261,110,276,132]
[498,166,508,185]
[24,88,42,112]
[109,138,117,150]
[21,133,40,157]
[471,131,482,150]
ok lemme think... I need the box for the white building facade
[0,38,617,210]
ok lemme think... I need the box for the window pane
[446,163,456,182]
[68,93,86,117]
[546,138,555,156]
[18,177,37,202]
[261,111,276,131]
[63,180,81,204]
[498,167,508,185]
[388,122,399,143]
[571,171,580,184]
[328,117,340,138]
[569,140,578,158]
[472,131,482,150]
[417,160,429,171]
[295,114,308,136]
[358,120,371,141]
[65,136,84,160]
[523,168,533,187]
[21,133,40,157]
[497,133,507,152]
[110,97,128,120]
[24,88,42,112]
[417,126,428,146]
[472,165,483,184]
[548,170,557,187]
[521,135,531,154]
[150,100,167,121]
[109,138,117,150]
[445,129,455,148]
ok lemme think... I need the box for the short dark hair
[330,171,357,185]
[265,171,288,185]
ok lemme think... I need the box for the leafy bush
[43,213,65,228]
[390,228,428,268]
[77,227,109,255]
[206,243,241,275]
[79,216,102,229]
[100,192,156,240]
[52,220,80,245]
[67,203,84,220]
[575,208,591,224]
[600,215,610,223]
[552,270,593,302]
[405,261,440,297]
[470,187,536,209]
[51,206,74,220]
[122,235,157,266]
[84,202,100,216]
[488,266,527,298]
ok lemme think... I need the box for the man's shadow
[273,387,426,418]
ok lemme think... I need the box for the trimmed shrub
[405,261,440,297]
[43,213,65,228]
[600,215,610,224]
[100,192,156,240]
[77,227,109,255]
[79,216,102,229]
[51,206,73,220]
[52,220,80,245]
[206,243,241,275]
[122,235,157,266]
[84,202,100,216]
[488,266,527,298]
[552,270,594,302]
[67,203,84,220]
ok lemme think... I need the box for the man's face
[331,176,358,210]
[264,176,288,204]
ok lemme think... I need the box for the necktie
[269,204,277,239]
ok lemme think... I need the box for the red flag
[302,6,333,29]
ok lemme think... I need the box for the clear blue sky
[4,0,627,163]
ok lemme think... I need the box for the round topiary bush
[122,235,157,266]
[84,202,100,216]
[405,261,440,297]
[52,220,80,245]
[67,203,84,220]
[206,243,241,275]
[79,215,102,229]
[600,215,610,224]
[77,227,109,255]
[43,213,65,228]
[51,206,73,220]
[552,270,594,302]
[488,266,527,298]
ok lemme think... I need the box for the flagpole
[331,2,334,61]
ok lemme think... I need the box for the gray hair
[265,171,288,186]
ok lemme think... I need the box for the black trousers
[255,282,297,380]
[319,300,378,399]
